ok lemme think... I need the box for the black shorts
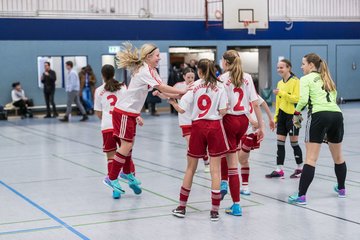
[305,111,344,143]
[276,109,299,136]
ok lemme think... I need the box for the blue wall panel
[336,45,360,100]
[0,18,360,106]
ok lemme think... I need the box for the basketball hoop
[243,20,258,35]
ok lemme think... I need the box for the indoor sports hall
[0,1,359,240]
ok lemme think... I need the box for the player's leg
[173,122,205,218]
[105,113,135,194]
[172,155,199,218]
[220,156,228,199]
[266,111,287,178]
[327,112,346,197]
[289,114,303,178]
[289,113,324,205]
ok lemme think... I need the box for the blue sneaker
[120,172,142,185]
[220,181,228,200]
[103,176,125,194]
[112,190,121,199]
[129,182,142,195]
[334,185,346,198]
[225,203,242,216]
[288,193,307,205]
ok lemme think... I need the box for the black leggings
[13,99,29,116]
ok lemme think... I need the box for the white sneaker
[240,186,251,196]
[204,164,210,173]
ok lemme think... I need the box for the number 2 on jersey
[197,95,212,118]
[233,88,245,111]
[107,95,117,114]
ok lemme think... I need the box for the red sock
[123,157,132,174]
[221,157,228,181]
[211,190,221,211]
[109,152,126,180]
[241,167,250,186]
[228,168,240,202]
[179,186,191,209]
[107,159,113,176]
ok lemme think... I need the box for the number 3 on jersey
[233,88,245,111]
[107,95,117,114]
[197,95,212,118]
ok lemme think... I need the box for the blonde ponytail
[320,60,336,92]
[223,50,243,88]
[304,53,336,92]
[115,42,158,73]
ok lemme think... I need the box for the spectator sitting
[11,82,33,119]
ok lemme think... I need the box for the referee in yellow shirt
[266,59,303,179]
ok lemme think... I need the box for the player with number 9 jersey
[171,59,229,221]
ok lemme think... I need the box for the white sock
[297,164,303,169]
[276,165,284,171]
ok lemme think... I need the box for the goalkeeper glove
[293,111,303,129]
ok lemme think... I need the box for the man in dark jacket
[41,61,58,118]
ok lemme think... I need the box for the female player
[288,53,347,205]
[266,59,303,179]
[239,96,275,196]
[104,43,191,196]
[155,67,210,172]
[170,59,228,221]
[94,65,142,198]
[219,50,264,216]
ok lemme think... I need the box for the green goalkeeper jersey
[295,72,341,114]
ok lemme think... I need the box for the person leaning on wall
[79,65,96,115]
[41,61,58,118]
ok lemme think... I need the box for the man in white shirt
[11,82,33,119]
[59,61,88,122]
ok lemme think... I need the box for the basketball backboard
[223,0,269,30]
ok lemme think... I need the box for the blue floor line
[0,226,62,235]
[0,180,90,240]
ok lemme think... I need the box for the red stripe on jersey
[148,66,162,85]
[114,107,140,117]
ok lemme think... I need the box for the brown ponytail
[102,64,122,92]
[222,50,243,88]
[304,53,336,91]
[197,59,218,89]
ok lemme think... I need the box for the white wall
[1,0,359,21]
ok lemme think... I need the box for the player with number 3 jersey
[94,65,141,199]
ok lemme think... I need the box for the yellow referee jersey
[274,75,300,122]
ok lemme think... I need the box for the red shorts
[240,133,260,153]
[112,108,138,142]
[102,130,119,152]
[188,119,229,158]
[223,114,249,153]
[180,125,192,137]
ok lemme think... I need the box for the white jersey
[179,79,228,121]
[174,81,192,126]
[115,62,162,115]
[246,95,265,134]
[94,83,126,132]
[220,72,258,115]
